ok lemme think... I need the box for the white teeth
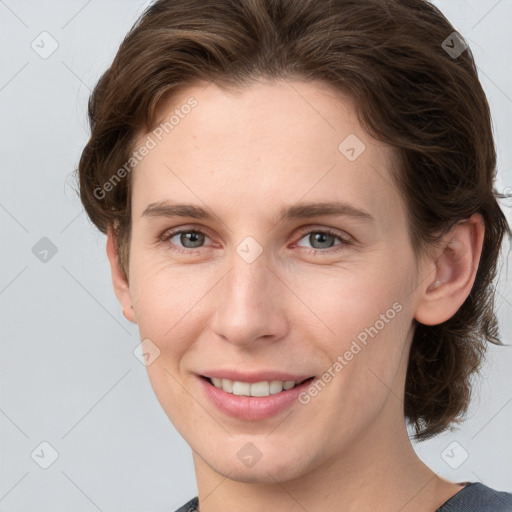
[250,381,269,397]
[232,381,251,396]
[221,379,233,393]
[209,378,300,397]
[269,380,283,394]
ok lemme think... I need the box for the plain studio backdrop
[1,1,511,511]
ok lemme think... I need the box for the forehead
[131,79,404,231]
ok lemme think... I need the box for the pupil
[182,232,204,248]
[311,232,333,249]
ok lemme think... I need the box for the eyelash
[158,226,352,256]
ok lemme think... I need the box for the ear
[414,213,485,326]
[106,228,137,324]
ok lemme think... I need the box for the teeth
[283,380,296,390]
[209,378,299,397]
[221,379,233,393]
[250,381,269,397]
[232,381,251,396]
[269,380,284,394]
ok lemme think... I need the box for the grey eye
[171,231,207,249]
[297,231,339,250]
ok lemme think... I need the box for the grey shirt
[173,482,512,511]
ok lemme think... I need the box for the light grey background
[1,1,511,511]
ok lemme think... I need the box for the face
[124,79,422,483]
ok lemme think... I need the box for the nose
[210,254,289,348]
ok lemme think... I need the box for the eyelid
[294,225,352,243]
[292,227,353,255]
[159,225,214,247]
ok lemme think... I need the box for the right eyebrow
[142,202,213,220]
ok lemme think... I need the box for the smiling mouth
[201,375,314,397]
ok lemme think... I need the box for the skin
[106,79,485,511]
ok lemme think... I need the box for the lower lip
[198,376,314,421]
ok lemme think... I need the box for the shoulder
[436,482,512,512]
[172,496,199,512]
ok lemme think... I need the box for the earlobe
[414,213,485,326]
[106,228,137,324]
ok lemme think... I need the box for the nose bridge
[211,246,287,346]
[229,251,272,307]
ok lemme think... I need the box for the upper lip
[200,370,314,383]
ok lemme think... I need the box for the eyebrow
[141,200,375,224]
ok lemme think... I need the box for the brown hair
[77,0,511,440]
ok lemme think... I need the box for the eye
[295,229,351,254]
[159,228,212,253]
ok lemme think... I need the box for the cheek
[129,248,215,336]
[297,261,404,348]
[129,261,210,423]
[302,256,412,401]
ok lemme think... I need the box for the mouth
[197,373,316,420]
[200,375,314,397]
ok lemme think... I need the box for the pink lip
[198,375,315,421]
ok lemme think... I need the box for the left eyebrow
[141,200,375,224]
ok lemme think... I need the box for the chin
[197,442,315,484]
[210,459,303,484]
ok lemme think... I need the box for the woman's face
[124,79,422,482]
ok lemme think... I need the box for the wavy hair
[77,0,511,440]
